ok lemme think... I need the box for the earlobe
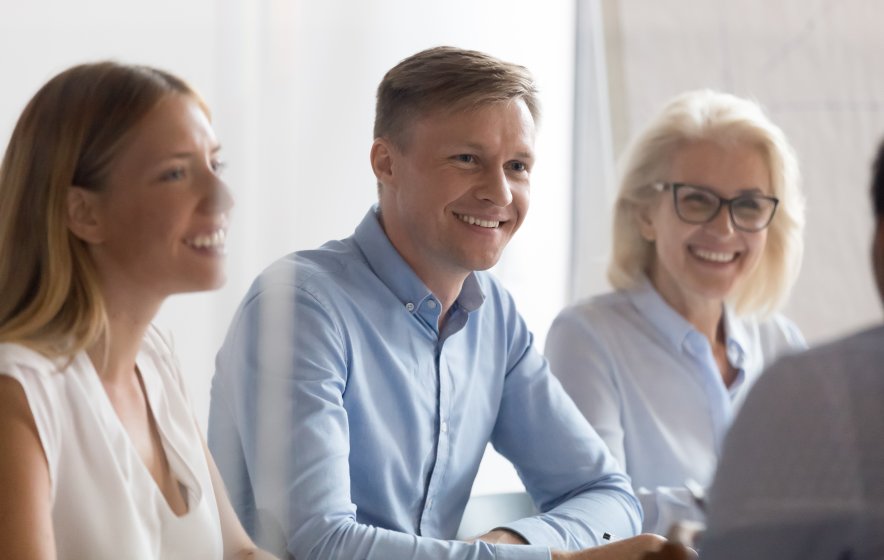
[370,138,395,188]
[66,187,104,244]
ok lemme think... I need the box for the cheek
[513,186,530,213]
[745,232,768,262]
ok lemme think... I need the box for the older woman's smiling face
[640,140,772,315]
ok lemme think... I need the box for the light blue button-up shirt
[544,279,806,535]
[208,207,641,560]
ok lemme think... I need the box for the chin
[182,270,227,293]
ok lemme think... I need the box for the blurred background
[2,0,882,496]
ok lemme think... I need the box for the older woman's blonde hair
[608,89,804,317]
[0,62,204,358]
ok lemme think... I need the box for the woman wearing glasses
[545,90,806,536]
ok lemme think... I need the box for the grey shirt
[703,324,884,559]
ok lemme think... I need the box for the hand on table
[472,529,697,560]
[552,534,669,560]
[639,542,697,560]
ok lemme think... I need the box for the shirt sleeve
[492,302,643,549]
[208,282,554,560]
[544,306,703,536]
[544,308,627,468]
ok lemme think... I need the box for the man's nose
[476,167,514,206]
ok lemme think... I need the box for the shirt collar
[722,306,749,369]
[627,277,697,351]
[352,205,485,317]
[628,276,749,366]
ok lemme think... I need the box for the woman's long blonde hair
[0,62,202,357]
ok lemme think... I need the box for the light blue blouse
[544,279,806,535]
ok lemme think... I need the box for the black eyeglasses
[652,182,779,232]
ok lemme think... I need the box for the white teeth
[186,229,227,251]
[692,247,736,263]
[456,213,500,229]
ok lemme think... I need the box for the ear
[370,138,396,189]
[66,186,105,244]
[636,202,657,242]
[873,218,884,302]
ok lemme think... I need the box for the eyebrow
[678,182,768,195]
[458,142,535,160]
[167,144,223,159]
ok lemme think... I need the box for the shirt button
[426,498,433,510]
[405,302,415,312]
[427,300,437,309]
[441,421,448,434]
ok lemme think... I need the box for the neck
[680,303,725,346]
[425,274,466,322]
[87,280,163,384]
[648,272,724,345]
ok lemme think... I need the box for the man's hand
[639,542,697,560]
[551,534,668,560]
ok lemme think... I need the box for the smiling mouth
[184,228,227,254]
[455,213,501,229]
[691,247,738,263]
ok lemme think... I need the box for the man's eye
[454,154,475,164]
[508,161,528,172]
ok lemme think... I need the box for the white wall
[0,0,575,495]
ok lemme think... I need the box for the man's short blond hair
[374,46,540,149]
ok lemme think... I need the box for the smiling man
[208,47,658,560]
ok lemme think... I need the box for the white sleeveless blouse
[0,327,222,559]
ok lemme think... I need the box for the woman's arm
[0,376,55,559]
[202,436,278,560]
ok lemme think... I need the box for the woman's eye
[681,193,714,206]
[160,167,186,182]
[735,197,762,211]
[211,159,227,174]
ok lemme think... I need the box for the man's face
[374,99,535,287]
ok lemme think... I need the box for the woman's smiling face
[641,140,772,314]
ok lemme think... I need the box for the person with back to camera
[644,136,884,559]
[208,46,669,560]
[544,89,807,536]
[0,62,277,559]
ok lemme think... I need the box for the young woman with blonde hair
[0,62,275,559]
